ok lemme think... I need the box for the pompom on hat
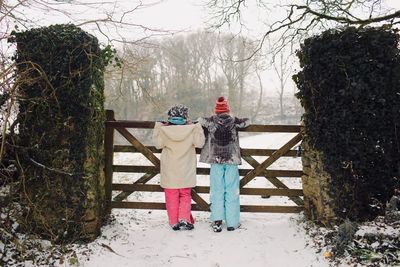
[215,96,230,114]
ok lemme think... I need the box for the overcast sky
[129,0,400,34]
[6,0,400,96]
[17,0,400,44]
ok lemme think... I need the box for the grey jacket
[199,114,249,165]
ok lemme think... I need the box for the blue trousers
[209,163,240,228]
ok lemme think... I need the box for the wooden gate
[104,110,304,213]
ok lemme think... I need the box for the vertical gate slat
[104,110,115,213]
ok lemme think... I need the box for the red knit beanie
[215,96,230,114]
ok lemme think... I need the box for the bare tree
[272,50,294,119]
[251,65,264,121]
[216,35,256,115]
[0,0,176,137]
[206,0,400,57]
[105,31,265,120]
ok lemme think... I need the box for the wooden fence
[105,110,304,213]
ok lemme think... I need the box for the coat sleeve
[198,117,211,130]
[193,123,206,148]
[153,122,165,149]
[235,117,250,129]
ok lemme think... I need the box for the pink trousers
[164,188,194,225]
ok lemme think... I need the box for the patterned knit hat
[167,104,189,119]
[215,96,230,114]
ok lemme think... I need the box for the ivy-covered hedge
[10,24,106,242]
[294,27,400,221]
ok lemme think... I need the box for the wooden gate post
[104,110,115,214]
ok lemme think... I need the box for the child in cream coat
[153,105,205,230]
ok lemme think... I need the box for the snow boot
[212,220,222,232]
[227,223,241,231]
[179,220,194,230]
[171,223,180,231]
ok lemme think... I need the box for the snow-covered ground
[75,210,328,267]
[0,130,393,267]
[67,132,330,267]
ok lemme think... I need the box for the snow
[73,210,328,267]
[67,132,330,267]
[0,132,332,266]
[356,225,399,239]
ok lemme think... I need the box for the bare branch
[206,0,400,58]
[29,157,81,176]
[296,4,400,26]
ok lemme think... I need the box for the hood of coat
[159,124,197,142]
[212,113,235,128]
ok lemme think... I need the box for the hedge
[10,24,107,242]
[293,27,400,221]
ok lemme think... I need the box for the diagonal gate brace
[242,155,304,206]
[191,189,210,211]
[113,173,157,202]
[115,127,160,168]
[239,133,302,188]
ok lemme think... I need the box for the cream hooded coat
[153,122,205,189]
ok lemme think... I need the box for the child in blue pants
[199,97,249,232]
